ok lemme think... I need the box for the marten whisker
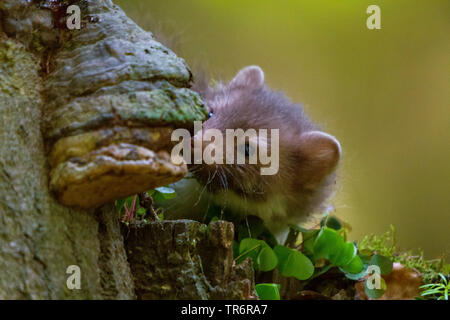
[195,169,215,206]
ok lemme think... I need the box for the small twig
[138,192,159,221]
[234,244,261,262]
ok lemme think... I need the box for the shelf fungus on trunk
[42,1,207,208]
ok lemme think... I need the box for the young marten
[163,65,341,240]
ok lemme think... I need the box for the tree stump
[123,220,256,300]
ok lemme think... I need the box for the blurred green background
[115,0,449,258]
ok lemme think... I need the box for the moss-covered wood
[0,36,135,299]
[3,0,208,209]
[0,0,195,299]
[0,0,254,300]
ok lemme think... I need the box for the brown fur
[149,25,341,234]
[188,66,341,235]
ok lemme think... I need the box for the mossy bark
[0,36,135,299]
[0,0,196,299]
[0,0,253,300]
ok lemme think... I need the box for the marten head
[189,66,341,220]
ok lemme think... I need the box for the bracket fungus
[42,2,207,208]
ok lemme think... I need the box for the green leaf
[136,207,146,215]
[421,289,444,296]
[255,283,280,300]
[419,284,441,289]
[358,253,373,264]
[313,227,345,261]
[342,255,364,274]
[257,247,278,272]
[289,251,315,280]
[122,195,137,209]
[237,238,264,265]
[365,277,387,299]
[369,254,393,275]
[274,245,314,280]
[153,192,165,202]
[273,245,291,265]
[438,273,448,284]
[155,186,176,199]
[342,264,368,280]
[294,232,303,246]
[302,236,316,256]
[320,215,342,230]
[331,241,357,266]
[115,199,126,212]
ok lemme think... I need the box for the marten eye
[243,141,256,158]
[208,111,214,118]
[244,142,251,157]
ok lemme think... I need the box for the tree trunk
[0,0,198,299]
[123,220,255,300]
[0,18,139,299]
[0,33,135,299]
[0,0,254,300]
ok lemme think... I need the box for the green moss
[0,39,40,97]
[358,225,449,284]
[358,225,396,257]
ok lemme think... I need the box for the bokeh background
[115,0,449,258]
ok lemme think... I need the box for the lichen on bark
[0,0,203,299]
[0,0,254,300]
[0,35,135,299]
[35,0,208,208]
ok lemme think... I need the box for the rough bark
[123,220,256,300]
[0,0,254,300]
[0,0,204,299]
[0,35,135,299]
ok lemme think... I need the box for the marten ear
[230,66,265,89]
[298,131,341,187]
